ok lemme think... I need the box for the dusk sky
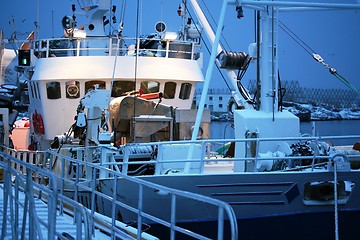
[1,0,360,91]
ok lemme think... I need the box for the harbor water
[210,119,360,146]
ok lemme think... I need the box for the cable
[279,20,315,56]
[199,0,232,51]
[129,0,141,143]
[185,6,233,92]
[279,20,360,96]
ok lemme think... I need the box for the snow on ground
[212,102,360,122]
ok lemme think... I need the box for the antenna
[51,10,54,38]
[36,0,40,40]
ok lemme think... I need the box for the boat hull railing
[103,135,360,175]
[0,146,239,240]
[24,36,201,59]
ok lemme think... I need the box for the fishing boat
[2,0,360,239]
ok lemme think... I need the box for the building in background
[194,88,232,116]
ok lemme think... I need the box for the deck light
[164,32,178,41]
[236,6,244,19]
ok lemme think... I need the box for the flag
[20,31,34,50]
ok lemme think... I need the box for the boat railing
[1,146,239,240]
[18,36,201,59]
[0,150,94,239]
[104,134,360,174]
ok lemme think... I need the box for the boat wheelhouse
[15,1,205,149]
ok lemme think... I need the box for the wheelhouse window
[29,82,37,99]
[46,81,61,99]
[164,82,176,99]
[35,82,40,99]
[66,81,80,99]
[140,81,160,94]
[85,80,106,93]
[111,80,135,97]
[179,83,192,100]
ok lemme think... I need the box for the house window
[111,80,135,97]
[66,81,80,99]
[46,81,61,99]
[179,83,192,100]
[209,96,213,101]
[164,82,176,99]
[209,105,213,111]
[219,104,223,108]
[219,96,223,101]
[140,81,160,94]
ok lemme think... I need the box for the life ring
[32,110,45,135]
[66,84,79,97]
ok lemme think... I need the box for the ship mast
[186,0,360,170]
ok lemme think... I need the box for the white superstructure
[15,0,204,149]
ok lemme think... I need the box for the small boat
[2,0,360,239]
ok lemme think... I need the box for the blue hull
[147,210,360,240]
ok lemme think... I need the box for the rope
[332,70,360,96]
[279,20,360,97]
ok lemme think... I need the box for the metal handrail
[0,151,149,239]
[3,134,360,175]
[0,152,96,239]
[95,134,360,174]
[27,36,201,59]
[2,134,359,239]
[44,149,239,240]
[0,147,239,239]
[0,154,59,239]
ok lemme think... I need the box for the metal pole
[188,0,254,109]
[185,0,229,172]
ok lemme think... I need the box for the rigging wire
[160,1,163,25]
[184,5,232,92]
[120,0,126,23]
[132,0,141,142]
[279,20,360,96]
[199,0,232,51]
[278,20,315,56]
[139,0,143,36]
[185,3,255,106]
